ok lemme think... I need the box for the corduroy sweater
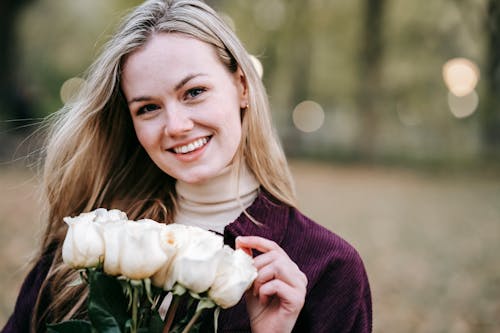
[2,190,372,333]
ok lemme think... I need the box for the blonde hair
[33,0,296,329]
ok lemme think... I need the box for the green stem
[180,309,203,333]
[132,286,139,333]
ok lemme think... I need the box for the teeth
[173,137,208,154]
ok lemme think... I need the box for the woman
[2,0,371,332]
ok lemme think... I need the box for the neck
[174,162,260,233]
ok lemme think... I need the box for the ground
[1,160,499,332]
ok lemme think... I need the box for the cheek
[132,121,157,150]
[228,111,243,140]
[222,117,242,154]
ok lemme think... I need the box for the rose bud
[209,246,257,308]
[93,208,128,223]
[62,211,105,268]
[102,219,173,280]
[152,224,223,293]
[151,224,187,290]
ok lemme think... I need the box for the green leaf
[195,298,215,313]
[87,270,129,333]
[148,311,165,333]
[171,284,187,296]
[46,320,92,333]
[188,291,201,300]
[130,279,143,288]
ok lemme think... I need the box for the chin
[171,163,229,184]
[176,171,213,185]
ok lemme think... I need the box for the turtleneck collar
[174,162,260,233]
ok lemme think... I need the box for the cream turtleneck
[174,163,260,234]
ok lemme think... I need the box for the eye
[137,104,160,115]
[185,87,206,100]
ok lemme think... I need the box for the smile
[172,137,210,154]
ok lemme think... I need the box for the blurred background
[0,0,499,332]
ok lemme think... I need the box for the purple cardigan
[2,190,372,333]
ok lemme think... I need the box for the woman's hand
[236,236,307,333]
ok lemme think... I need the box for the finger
[237,236,308,291]
[235,244,253,257]
[258,279,305,312]
[252,262,276,296]
[235,237,256,257]
[252,250,278,269]
[258,253,306,283]
[236,236,283,254]
[253,258,307,297]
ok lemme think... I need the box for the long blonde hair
[33,0,296,330]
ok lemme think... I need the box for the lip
[167,135,212,162]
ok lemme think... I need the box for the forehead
[122,33,222,77]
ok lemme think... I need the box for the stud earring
[240,103,249,116]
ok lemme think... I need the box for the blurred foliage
[14,0,142,119]
[1,0,498,165]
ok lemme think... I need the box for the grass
[1,160,499,332]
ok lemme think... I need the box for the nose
[164,108,194,137]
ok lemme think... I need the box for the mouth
[169,136,211,154]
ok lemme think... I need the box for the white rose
[99,219,125,276]
[94,208,128,223]
[152,224,224,293]
[62,211,105,268]
[102,219,174,280]
[208,246,257,308]
[151,224,188,290]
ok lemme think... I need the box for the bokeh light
[442,57,480,97]
[292,100,325,133]
[60,77,85,104]
[447,90,479,118]
[249,54,264,79]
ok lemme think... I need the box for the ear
[235,67,248,109]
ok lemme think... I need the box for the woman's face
[121,33,247,184]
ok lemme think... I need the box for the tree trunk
[0,0,35,131]
[282,0,313,154]
[356,0,385,159]
[482,0,500,157]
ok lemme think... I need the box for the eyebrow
[127,73,208,105]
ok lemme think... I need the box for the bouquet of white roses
[47,208,257,333]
